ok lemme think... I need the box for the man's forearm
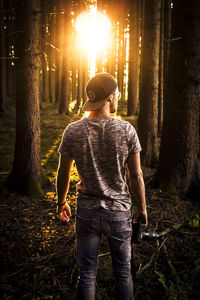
[56,155,73,205]
[129,172,146,211]
[56,172,70,204]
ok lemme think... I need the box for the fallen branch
[98,252,110,258]
[15,248,73,269]
[136,237,167,276]
[7,267,26,278]
[159,223,183,237]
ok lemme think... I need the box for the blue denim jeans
[76,206,134,300]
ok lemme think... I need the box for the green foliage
[40,103,81,185]
[168,187,180,201]
[70,163,79,188]
[41,168,52,187]
[27,179,44,197]
[155,270,168,291]
[122,115,137,126]
[155,271,188,300]
[117,98,127,116]
[161,185,181,201]
[189,214,200,228]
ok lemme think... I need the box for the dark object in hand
[132,223,159,243]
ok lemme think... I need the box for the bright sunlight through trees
[75,7,111,77]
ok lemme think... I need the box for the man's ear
[107,94,113,102]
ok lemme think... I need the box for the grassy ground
[0,100,200,300]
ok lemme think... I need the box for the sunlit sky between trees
[6,1,132,102]
[75,6,112,77]
[74,2,130,100]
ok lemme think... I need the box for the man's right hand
[133,209,148,226]
[57,202,71,222]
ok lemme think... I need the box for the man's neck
[87,103,111,120]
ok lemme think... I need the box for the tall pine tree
[5,0,43,195]
[138,0,161,167]
[154,0,200,198]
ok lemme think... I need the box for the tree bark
[82,49,88,104]
[164,0,172,85]
[0,0,7,112]
[154,0,200,197]
[106,22,117,76]
[5,0,43,196]
[6,0,16,98]
[127,0,139,116]
[105,0,117,76]
[71,29,77,102]
[96,53,104,74]
[77,46,83,109]
[117,4,125,99]
[41,0,50,102]
[55,0,64,105]
[138,0,161,167]
[139,0,145,92]
[49,12,56,103]
[158,0,164,136]
[76,0,85,109]
[71,0,77,104]
[97,0,103,11]
[59,0,71,114]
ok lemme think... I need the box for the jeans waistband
[77,206,131,218]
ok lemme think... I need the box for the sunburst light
[76,7,111,77]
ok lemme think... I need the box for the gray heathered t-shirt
[58,117,142,211]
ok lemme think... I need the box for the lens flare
[76,8,111,77]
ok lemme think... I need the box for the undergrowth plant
[155,271,188,300]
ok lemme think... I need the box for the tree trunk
[77,47,83,109]
[138,0,161,167]
[6,0,16,98]
[55,1,64,105]
[76,0,85,109]
[59,0,71,114]
[5,0,43,196]
[71,30,77,102]
[0,0,7,112]
[41,0,50,102]
[154,0,200,197]
[164,0,172,85]
[71,0,77,104]
[158,0,164,135]
[82,49,88,104]
[96,53,104,74]
[117,10,125,99]
[106,22,117,76]
[49,12,56,103]
[97,0,103,11]
[105,0,119,75]
[127,0,139,116]
[139,0,145,93]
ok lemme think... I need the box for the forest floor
[0,99,200,300]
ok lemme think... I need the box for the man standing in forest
[56,73,147,300]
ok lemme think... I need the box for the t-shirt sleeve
[127,124,142,154]
[58,125,73,157]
